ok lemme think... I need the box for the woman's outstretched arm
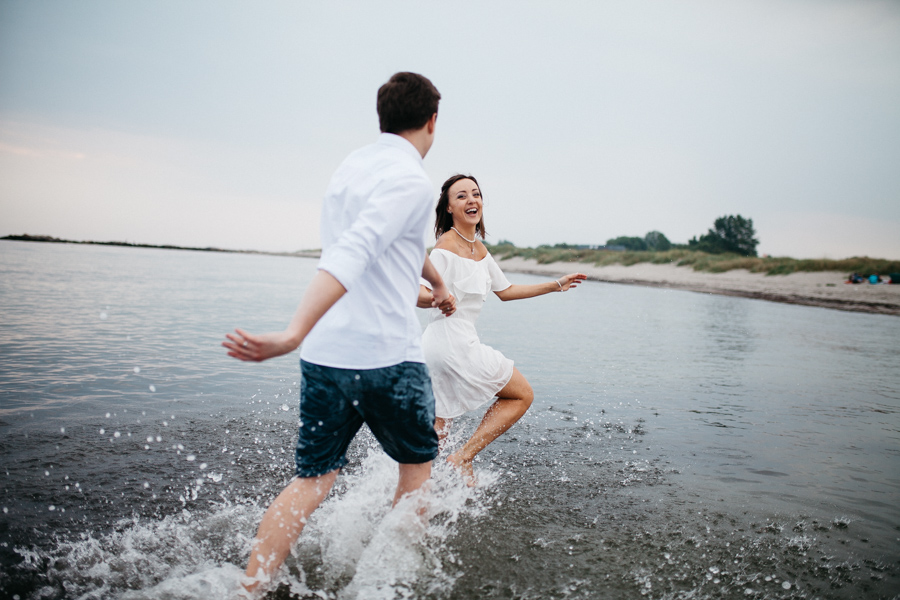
[494,272,587,302]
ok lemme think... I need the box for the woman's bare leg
[434,417,453,453]
[447,368,533,485]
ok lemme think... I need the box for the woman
[419,174,586,484]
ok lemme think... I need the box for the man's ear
[427,113,437,134]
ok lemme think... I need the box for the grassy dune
[485,243,900,276]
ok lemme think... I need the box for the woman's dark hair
[377,72,441,134]
[434,174,486,240]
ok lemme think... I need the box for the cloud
[1,1,899,259]
[0,120,323,252]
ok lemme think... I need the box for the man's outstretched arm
[223,270,346,362]
[421,255,455,316]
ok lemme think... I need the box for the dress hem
[434,363,515,420]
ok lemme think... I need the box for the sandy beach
[496,256,900,316]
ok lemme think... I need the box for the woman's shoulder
[432,231,491,262]
[433,232,456,252]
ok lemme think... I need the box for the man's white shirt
[300,133,433,369]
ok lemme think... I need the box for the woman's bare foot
[447,453,477,487]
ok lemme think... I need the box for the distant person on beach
[418,174,586,485]
[223,72,454,597]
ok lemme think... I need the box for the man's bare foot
[447,453,477,487]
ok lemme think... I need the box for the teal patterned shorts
[295,360,438,477]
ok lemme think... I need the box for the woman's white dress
[422,248,514,419]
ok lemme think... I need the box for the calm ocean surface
[1,240,898,599]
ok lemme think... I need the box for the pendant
[471,246,475,255]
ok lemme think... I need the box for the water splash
[286,449,495,599]
[6,445,497,600]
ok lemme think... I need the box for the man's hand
[223,270,347,363]
[223,328,298,362]
[434,291,456,317]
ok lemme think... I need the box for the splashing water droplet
[143,482,150,488]
[149,385,156,392]
[280,404,289,412]
[782,582,791,590]
[99,312,108,320]
[199,463,207,470]
[48,505,56,511]
[105,413,110,419]
[186,455,196,461]
[60,427,65,434]
[147,436,154,443]
[114,432,121,438]
[44,471,49,476]
[133,366,141,374]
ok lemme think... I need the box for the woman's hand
[556,272,587,291]
[435,293,456,317]
[419,284,456,316]
[431,281,457,317]
[223,328,299,362]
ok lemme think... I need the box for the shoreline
[0,236,321,259]
[495,256,900,316]
[5,237,897,316]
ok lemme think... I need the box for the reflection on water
[1,240,898,599]
[702,293,756,364]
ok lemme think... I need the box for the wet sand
[496,256,900,316]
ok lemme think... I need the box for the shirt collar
[377,133,424,165]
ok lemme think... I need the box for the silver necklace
[451,227,476,254]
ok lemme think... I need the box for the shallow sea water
[1,240,898,599]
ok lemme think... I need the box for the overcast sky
[1,0,898,259]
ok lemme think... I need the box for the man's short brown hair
[377,72,441,134]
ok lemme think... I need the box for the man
[223,72,453,595]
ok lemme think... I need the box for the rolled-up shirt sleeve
[318,174,431,291]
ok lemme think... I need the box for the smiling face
[434,173,487,240]
[446,178,483,231]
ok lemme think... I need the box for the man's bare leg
[447,368,534,486]
[392,461,432,507]
[242,471,338,596]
